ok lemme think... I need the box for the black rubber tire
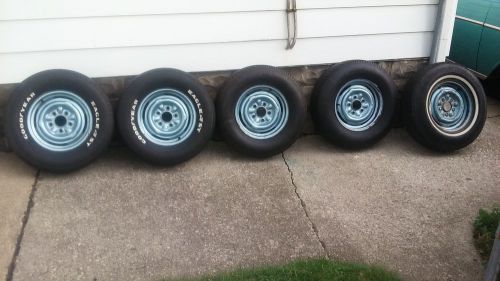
[117,68,215,165]
[311,60,397,149]
[5,69,114,173]
[403,63,487,152]
[216,65,306,157]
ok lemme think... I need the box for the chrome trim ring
[426,75,479,137]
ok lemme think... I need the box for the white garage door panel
[0,0,438,21]
[0,0,283,21]
[0,5,436,54]
[0,11,285,54]
[0,32,433,84]
[298,5,437,38]
[298,0,439,9]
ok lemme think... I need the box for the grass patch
[162,258,401,281]
[473,206,500,262]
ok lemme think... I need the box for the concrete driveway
[2,99,500,281]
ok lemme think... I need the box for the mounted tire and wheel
[404,63,487,152]
[311,60,397,149]
[216,65,306,157]
[117,68,215,165]
[5,69,114,173]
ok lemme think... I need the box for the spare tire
[5,69,114,173]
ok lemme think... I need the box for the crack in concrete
[487,114,500,119]
[6,170,40,281]
[281,152,330,259]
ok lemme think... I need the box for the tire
[216,65,306,157]
[311,60,397,149]
[403,63,487,152]
[117,68,215,165]
[5,69,114,173]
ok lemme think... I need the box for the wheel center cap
[443,101,452,112]
[256,107,267,117]
[161,112,173,122]
[54,116,67,127]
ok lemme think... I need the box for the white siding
[0,0,441,84]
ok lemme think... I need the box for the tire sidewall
[117,68,215,165]
[5,70,113,172]
[314,61,396,147]
[217,66,305,156]
[409,63,487,151]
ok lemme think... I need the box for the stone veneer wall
[0,59,427,147]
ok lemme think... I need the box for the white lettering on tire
[131,99,147,144]
[188,89,204,133]
[86,100,100,147]
[18,92,36,140]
